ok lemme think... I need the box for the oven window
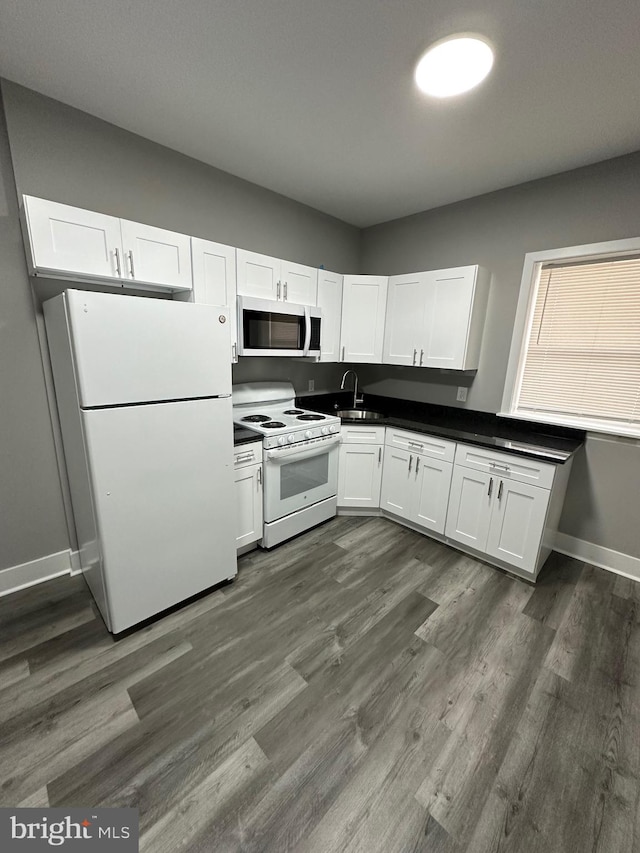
[243,310,303,350]
[280,454,329,500]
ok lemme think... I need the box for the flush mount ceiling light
[415,34,494,98]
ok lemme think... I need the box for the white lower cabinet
[445,443,564,576]
[337,426,385,510]
[234,442,263,552]
[380,429,455,535]
[485,479,552,573]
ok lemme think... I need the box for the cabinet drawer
[341,425,386,445]
[234,442,262,469]
[385,428,455,463]
[453,443,555,490]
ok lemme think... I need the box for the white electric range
[233,382,341,548]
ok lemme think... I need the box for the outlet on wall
[456,387,467,402]
[308,379,315,392]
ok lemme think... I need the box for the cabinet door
[317,270,343,362]
[235,464,263,550]
[120,219,192,291]
[236,249,280,300]
[383,273,427,366]
[485,480,549,575]
[413,457,453,535]
[281,260,318,305]
[23,196,123,282]
[188,238,238,361]
[341,275,388,363]
[421,267,476,369]
[338,443,383,509]
[380,447,413,521]
[445,465,493,552]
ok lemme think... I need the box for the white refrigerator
[44,289,237,633]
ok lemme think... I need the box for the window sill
[497,410,640,441]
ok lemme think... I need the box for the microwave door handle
[303,305,311,356]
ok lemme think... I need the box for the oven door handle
[265,435,340,463]
[302,305,311,357]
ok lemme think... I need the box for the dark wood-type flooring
[1,516,639,851]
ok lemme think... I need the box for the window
[501,237,640,438]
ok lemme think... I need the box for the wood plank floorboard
[1,516,639,851]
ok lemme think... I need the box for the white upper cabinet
[316,269,343,362]
[280,259,318,305]
[120,219,192,291]
[236,250,280,300]
[175,238,237,362]
[422,266,489,370]
[383,272,428,366]
[340,275,388,363]
[236,249,317,305]
[22,196,123,283]
[382,265,490,370]
[22,196,192,293]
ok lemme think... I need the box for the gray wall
[360,152,640,557]
[0,91,69,571]
[0,81,360,574]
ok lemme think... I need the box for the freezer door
[64,290,231,407]
[83,397,237,633]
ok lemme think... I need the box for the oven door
[263,435,339,523]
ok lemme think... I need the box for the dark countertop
[297,392,584,465]
[233,426,262,446]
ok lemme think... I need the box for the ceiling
[1,0,640,227]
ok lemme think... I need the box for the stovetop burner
[262,421,286,429]
[283,409,304,415]
[297,414,325,421]
[242,414,271,423]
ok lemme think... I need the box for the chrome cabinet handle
[488,477,493,498]
[490,462,511,473]
[114,247,121,277]
[408,454,413,473]
[419,349,424,366]
[378,447,382,465]
[415,456,420,475]
[341,346,345,361]
[283,282,288,300]
[277,281,281,300]
[127,250,135,278]
[258,467,262,487]
[412,348,417,366]
[498,480,504,501]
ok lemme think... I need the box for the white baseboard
[555,533,640,582]
[0,549,74,598]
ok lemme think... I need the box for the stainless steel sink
[336,409,385,421]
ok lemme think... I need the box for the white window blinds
[515,256,640,428]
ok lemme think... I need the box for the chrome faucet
[340,369,363,409]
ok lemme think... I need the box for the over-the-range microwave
[237,295,322,357]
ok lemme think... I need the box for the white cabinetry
[236,249,317,305]
[383,265,490,370]
[22,197,123,283]
[338,425,385,512]
[119,220,192,291]
[234,442,263,553]
[175,238,237,362]
[340,275,388,362]
[380,428,455,535]
[22,196,192,293]
[445,444,567,576]
[316,270,343,362]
